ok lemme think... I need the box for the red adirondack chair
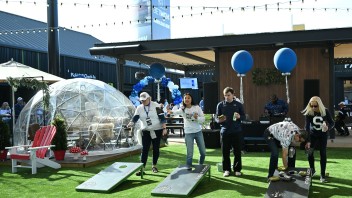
[6,125,61,174]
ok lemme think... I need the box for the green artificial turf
[0,146,351,198]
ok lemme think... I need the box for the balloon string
[286,75,290,104]
[157,82,161,102]
[240,76,244,104]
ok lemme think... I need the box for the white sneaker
[223,170,230,177]
[235,171,242,176]
[320,177,328,183]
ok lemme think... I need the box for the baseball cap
[17,97,23,101]
[338,101,345,105]
[139,92,151,101]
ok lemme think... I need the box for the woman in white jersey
[169,93,206,169]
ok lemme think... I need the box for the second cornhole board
[265,167,312,198]
[76,162,143,192]
[151,164,211,197]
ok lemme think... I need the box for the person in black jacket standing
[302,96,334,183]
[335,101,350,136]
[216,87,245,177]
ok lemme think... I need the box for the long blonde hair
[301,96,326,116]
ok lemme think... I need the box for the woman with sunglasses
[168,93,206,170]
[301,96,334,183]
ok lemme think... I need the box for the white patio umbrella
[0,58,63,83]
[0,58,64,135]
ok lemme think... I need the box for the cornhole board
[151,164,211,197]
[76,162,143,192]
[265,167,312,198]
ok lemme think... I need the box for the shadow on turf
[309,177,352,197]
[191,174,268,197]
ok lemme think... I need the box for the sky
[0,0,351,43]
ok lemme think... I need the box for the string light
[0,0,351,37]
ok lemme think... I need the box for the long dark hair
[182,93,196,108]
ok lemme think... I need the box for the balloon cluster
[166,78,182,105]
[129,76,182,106]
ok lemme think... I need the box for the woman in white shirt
[128,92,167,175]
[169,93,206,169]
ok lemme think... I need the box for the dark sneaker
[311,169,316,177]
[136,170,145,176]
[152,167,159,173]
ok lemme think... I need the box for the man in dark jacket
[216,87,245,177]
[335,102,350,136]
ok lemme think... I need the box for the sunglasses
[310,105,318,108]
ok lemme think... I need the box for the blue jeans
[184,131,206,166]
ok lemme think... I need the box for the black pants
[308,132,328,177]
[264,129,296,178]
[141,129,162,167]
[221,132,242,172]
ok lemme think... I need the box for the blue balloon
[274,48,297,73]
[231,50,254,74]
[149,63,165,79]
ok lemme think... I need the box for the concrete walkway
[167,130,352,148]
[327,133,352,148]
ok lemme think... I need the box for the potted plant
[51,116,68,160]
[0,120,11,161]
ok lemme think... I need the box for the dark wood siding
[218,47,330,127]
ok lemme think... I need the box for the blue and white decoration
[273,47,298,104]
[129,63,182,106]
[231,50,254,103]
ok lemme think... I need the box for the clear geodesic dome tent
[13,78,138,151]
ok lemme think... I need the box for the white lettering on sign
[344,64,352,69]
[70,72,96,79]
